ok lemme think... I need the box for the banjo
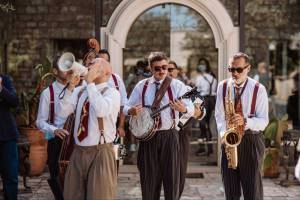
[129,87,199,141]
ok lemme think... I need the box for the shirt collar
[149,76,164,84]
[232,78,248,89]
[53,81,66,91]
[95,82,108,90]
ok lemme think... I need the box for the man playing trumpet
[215,52,269,200]
[58,58,120,199]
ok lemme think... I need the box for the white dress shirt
[108,73,128,107]
[36,81,68,140]
[124,76,194,131]
[194,73,217,96]
[215,77,269,138]
[58,82,120,146]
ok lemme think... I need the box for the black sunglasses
[228,65,249,73]
[154,65,168,72]
[168,68,176,72]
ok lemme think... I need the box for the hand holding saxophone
[230,113,245,127]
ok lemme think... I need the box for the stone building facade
[0,0,299,90]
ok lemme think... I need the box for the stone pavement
[1,165,300,200]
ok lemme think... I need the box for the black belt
[244,130,262,135]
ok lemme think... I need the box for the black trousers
[137,129,180,200]
[221,132,265,200]
[0,139,18,200]
[179,131,189,197]
[47,137,63,200]
[199,96,216,141]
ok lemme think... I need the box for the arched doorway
[100,0,239,81]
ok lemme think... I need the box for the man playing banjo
[124,52,194,200]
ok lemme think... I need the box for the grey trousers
[221,131,265,200]
[137,129,180,200]
[63,143,117,200]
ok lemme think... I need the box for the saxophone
[223,80,243,169]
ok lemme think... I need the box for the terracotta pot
[19,127,48,176]
[263,147,280,178]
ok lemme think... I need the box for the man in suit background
[0,74,19,200]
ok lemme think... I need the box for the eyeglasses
[228,65,249,73]
[154,65,168,72]
[168,68,176,72]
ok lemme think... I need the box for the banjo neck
[150,96,185,118]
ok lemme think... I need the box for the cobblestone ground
[1,166,300,200]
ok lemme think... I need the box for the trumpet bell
[58,52,88,76]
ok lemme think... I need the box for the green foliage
[14,57,55,127]
[264,118,278,142]
[263,153,273,171]
[264,114,289,148]
[0,3,15,13]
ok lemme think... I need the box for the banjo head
[129,108,155,140]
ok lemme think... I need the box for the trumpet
[58,52,88,76]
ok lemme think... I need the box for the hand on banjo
[128,105,143,116]
[170,99,187,113]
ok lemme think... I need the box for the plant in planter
[263,114,289,178]
[15,57,55,176]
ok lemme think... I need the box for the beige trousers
[63,143,117,200]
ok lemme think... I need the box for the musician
[215,52,269,200]
[36,56,69,200]
[124,52,194,200]
[194,59,217,156]
[0,73,19,200]
[58,58,120,200]
[99,49,128,138]
[84,45,128,138]
[168,60,206,197]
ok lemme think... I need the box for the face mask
[197,65,207,73]
[136,69,143,75]
[142,71,152,78]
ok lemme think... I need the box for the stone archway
[101,0,239,80]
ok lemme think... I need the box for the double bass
[58,38,101,187]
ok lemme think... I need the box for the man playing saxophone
[215,52,269,200]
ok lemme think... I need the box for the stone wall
[0,0,299,90]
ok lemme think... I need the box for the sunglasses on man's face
[153,65,168,72]
[168,68,176,72]
[228,65,249,73]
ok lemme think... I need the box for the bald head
[87,58,112,84]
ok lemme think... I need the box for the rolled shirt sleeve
[215,81,227,138]
[245,85,269,131]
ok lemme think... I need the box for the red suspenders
[111,74,119,91]
[142,79,176,119]
[222,80,259,117]
[49,84,55,124]
[250,82,260,118]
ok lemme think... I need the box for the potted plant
[15,57,55,176]
[263,114,288,178]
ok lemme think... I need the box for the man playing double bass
[124,52,194,200]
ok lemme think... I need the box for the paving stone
[1,166,300,199]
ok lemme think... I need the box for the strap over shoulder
[152,76,172,109]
